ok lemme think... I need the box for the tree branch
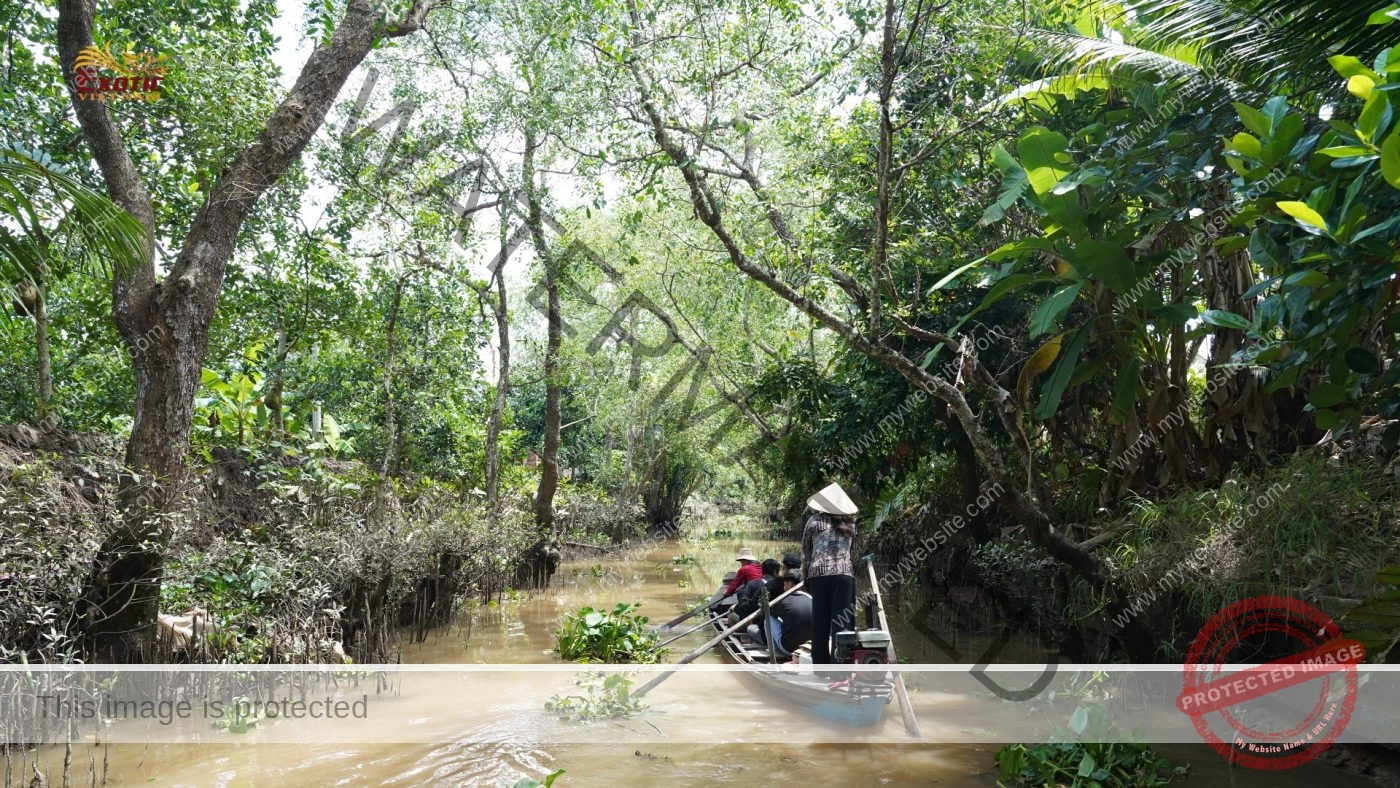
[624,7,1106,585]
[56,0,157,334]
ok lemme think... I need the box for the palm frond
[1125,0,1284,67]
[1008,0,1388,114]
[0,146,147,286]
[1127,0,1399,90]
[1000,28,1250,110]
[994,72,1115,110]
[1030,28,1208,87]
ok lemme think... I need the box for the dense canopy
[4,0,1400,782]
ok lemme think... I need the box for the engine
[834,629,890,666]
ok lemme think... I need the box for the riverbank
[0,425,546,664]
[13,523,1388,787]
[859,452,1400,665]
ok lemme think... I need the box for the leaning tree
[57,0,434,660]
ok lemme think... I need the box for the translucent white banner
[2,664,1398,751]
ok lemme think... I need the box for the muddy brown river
[19,524,1380,786]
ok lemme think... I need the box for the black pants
[807,573,855,665]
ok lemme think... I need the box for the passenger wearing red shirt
[722,548,763,599]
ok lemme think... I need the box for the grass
[1087,454,1400,651]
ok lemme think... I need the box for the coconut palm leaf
[1125,0,1286,67]
[0,145,146,286]
[1027,28,1232,90]
[999,26,1251,113]
[1005,0,1394,111]
[1125,0,1396,91]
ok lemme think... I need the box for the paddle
[865,556,922,739]
[658,587,726,631]
[634,580,805,698]
[656,612,724,649]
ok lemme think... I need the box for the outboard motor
[834,629,891,665]
[834,593,891,686]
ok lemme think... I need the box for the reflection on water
[20,522,1380,786]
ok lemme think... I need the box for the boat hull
[708,605,891,727]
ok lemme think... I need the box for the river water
[22,524,1380,786]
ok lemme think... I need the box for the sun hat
[735,547,758,562]
[806,482,858,516]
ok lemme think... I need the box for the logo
[73,43,167,102]
[1179,595,1361,770]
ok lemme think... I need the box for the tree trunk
[58,0,431,660]
[518,127,562,588]
[483,257,510,513]
[535,245,562,537]
[380,274,407,479]
[952,430,994,544]
[29,268,53,420]
[1200,188,1274,475]
[90,328,200,661]
[1169,249,1188,392]
[265,327,287,439]
[868,0,897,338]
[522,129,561,535]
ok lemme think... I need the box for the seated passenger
[758,572,813,659]
[730,558,782,625]
[782,552,802,581]
[721,548,763,601]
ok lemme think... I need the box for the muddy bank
[0,425,540,664]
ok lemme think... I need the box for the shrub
[553,603,667,663]
[545,673,644,720]
[996,740,1185,787]
[996,675,1189,787]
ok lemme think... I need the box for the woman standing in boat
[801,482,858,674]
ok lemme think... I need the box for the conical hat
[807,483,858,515]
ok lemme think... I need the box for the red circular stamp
[1177,595,1364,769]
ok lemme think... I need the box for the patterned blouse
[802,513,854,579]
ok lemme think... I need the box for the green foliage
[0,146,147,285]
[509,769,565,788]
[996,739,1185,787]
[545,673,645,720]
[0,451,108,662]
[1338,566,1400,663]
[197,366,269,448]
[969,539,1065,620]
[1095,453,1399,650]
[553,603,667,663]
[1,428,541,665]
[1022,0,1396,103]
[997,683,1188,788]
[975,114,1198,427]
[1224,48,1400,429]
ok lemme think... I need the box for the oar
[657,612,724,648]
[634,581,805,698]
[865,556,922,739]
[658,587,725,631]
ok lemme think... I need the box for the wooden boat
[705,581,893,727]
